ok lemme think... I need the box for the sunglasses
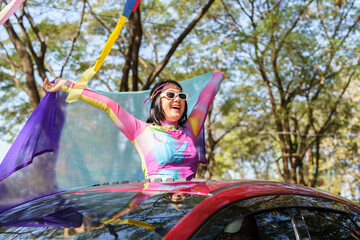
[161,91,188,100]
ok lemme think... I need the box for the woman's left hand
[43,78,67,92]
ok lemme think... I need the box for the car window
[294,195,351,212]
[192,195,360,240]
[193,208,297,240]
[299,208,360,240]
[351,210,360,228]
[0,191,207,239]
[252,209,297,239]
[192,195,298,240]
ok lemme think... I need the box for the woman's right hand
[44,78,67,92]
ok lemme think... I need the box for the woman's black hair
[146,80,188,126]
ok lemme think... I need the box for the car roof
[62,179,359,210]
[2,179,360,240]
[62,179,279,196]
[2,179,358,214]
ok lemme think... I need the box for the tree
[217,0,360,185]
[0,0,87,140]
[317,80,360,202]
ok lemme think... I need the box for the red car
[1,179,360,239]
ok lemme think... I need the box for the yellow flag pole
[94,15,127,72]
[66,15,128,103]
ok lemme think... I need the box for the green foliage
[204,0,360,190]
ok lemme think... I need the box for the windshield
[0,190,207,239]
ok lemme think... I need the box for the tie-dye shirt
[61,72,224,180]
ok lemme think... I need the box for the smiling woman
[144,80,188,125]
[43,71,225,181]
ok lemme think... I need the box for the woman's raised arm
[185,71,225,139]
[44,78,147,141]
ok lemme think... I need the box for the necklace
[151,124,181,134]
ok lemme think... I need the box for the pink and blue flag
[0,72,222,214]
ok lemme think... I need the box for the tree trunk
[131,7,142,91]
[3,20,40,110]
[310,136,321,187]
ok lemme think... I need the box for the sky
[0,140,10,164]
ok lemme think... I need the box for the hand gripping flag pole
[65,0,141,103]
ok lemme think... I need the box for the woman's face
[170,193,191,202]
[160,84,186,123]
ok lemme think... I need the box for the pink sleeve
[61,80,147,141]
[185,72,224,138]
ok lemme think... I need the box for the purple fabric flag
[0,93,57,182]
[0,91,66,213]
[2,207,83,228]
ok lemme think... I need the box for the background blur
[1,0,360,202]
